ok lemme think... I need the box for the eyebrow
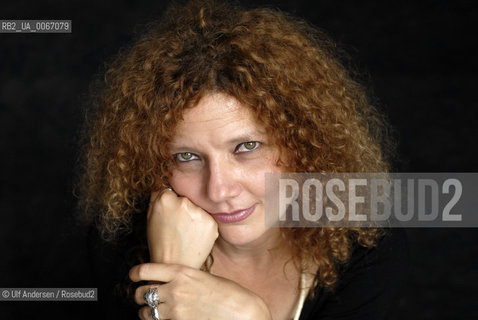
[225,133,261,145]
[170,130,266,153]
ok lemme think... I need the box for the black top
[300,228,409,320]
[88,227,408,319]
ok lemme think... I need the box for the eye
[235,141,260,153]
[175,152,199,162]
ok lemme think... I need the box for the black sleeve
[299,228,409,320]
[86,224,141,320]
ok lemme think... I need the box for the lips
[211,204,258,223]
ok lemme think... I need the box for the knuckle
[178,197,190,209]
[170,286,180,299]
[176,272,187,283]
[205,218,219,236]
[170,306,179,319]
[155,191,180,212]
[207,217,218,228]
[139,306,150,320]
[134,287,143,304]
[158,191,168,203]
[172,264,185,274]
[171,304,184,318]
[149,191,160,204]
[157,192,172,207]
[136,264,149,280]
[151,197,162,210]
[128,267,137,282]
[177,267,193,280]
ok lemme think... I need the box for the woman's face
[168,93,283,247]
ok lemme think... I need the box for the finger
[129,263,185,283]
[139,304,171,320]
[150,187,176,203]
[159,188,177,200]
[149,190,160,203]
[147,191,161,218]
[148,188,176,219]
[134,285,165,306]
[139,305,161,320]
[138,306,149,320]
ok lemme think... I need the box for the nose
[206,157,242,203]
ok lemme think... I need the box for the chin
[216,223,274,247]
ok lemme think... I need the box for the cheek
[246,160,283,198]
[168,170,202,197]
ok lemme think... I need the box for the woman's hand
[147,189,219,269]
[130,263,272,320]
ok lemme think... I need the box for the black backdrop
[1,0,477,319]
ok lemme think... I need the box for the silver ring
[143,287,159,308]
[143,287,160,320]
[151,306,160,320]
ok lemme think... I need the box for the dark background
[1,0,477,319]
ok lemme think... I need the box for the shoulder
[300,228,409,320]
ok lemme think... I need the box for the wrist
[149,248,178,264]
[149,249,204,269]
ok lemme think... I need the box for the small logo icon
[2,290,9,298]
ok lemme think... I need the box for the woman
[77,0,408,319]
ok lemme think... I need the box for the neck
[211,229,291,274]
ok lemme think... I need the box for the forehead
[169,93,268,148]
[175,93,259,132]
[181,93,250,124]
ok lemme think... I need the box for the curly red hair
[76,0,394,293]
